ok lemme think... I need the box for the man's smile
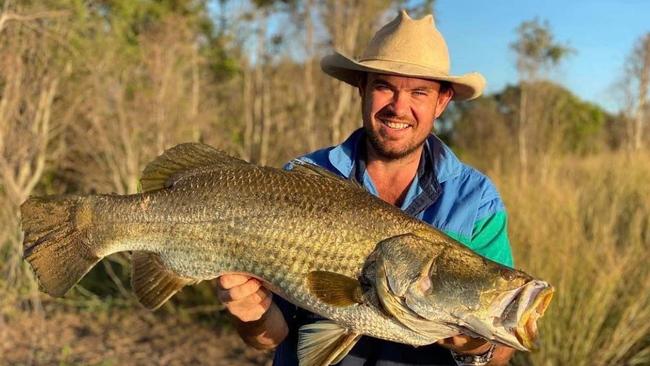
[379,118,413,131]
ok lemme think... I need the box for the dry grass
[497,151,650,366]
[2,151,649,365]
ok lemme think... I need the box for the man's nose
[389,91,410,117]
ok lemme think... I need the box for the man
[216,10,515,366]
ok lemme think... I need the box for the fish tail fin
[20,195,101,297]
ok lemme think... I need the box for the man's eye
[375,84,390,91]
[413,90,428,96]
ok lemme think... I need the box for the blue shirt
[273,128,513,366]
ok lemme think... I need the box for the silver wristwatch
[449,343,496,366]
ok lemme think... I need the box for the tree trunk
[633,35,650,151]
[303,0,317,151]
[190,44,201,141]
[518,84,529,181]
[251,10,268,164]
[259,68,272,166]
[326,1,361,144]
[243,67,254,161]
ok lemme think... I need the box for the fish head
[367,233,554,351]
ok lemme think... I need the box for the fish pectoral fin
[297,321,361,366]
[307,271,364,307]
[131,251,198,310]
[140,142,251,192]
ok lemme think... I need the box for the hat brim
[321,52,486,101]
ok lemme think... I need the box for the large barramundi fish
[21,143,553,366]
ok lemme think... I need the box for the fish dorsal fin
[307,271,364,307]
[131,251,198,310]
[288,159,364,190]
[141,143,250,192]
[297,321,361,366]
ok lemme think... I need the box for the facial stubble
[364,124,429,161]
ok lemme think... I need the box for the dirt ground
[0,306,272,366]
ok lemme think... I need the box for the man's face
[360,73,453,160]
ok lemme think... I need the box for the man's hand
[215,274,288,350]
[437,335,515,366]
[216,274,272,322]
[437,335,492,355]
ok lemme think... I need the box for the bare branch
[0,10,67,33]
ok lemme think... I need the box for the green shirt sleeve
[444,211,514,267]
[470,211,514,267]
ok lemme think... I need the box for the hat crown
[361,10,450,74]
[319,9,486,100]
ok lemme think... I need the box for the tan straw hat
[321,10,486,101]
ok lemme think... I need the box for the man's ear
[434,85,454,119]
[357,73,368,98]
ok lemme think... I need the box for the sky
[433,0,650,113]
[213,0,649,114]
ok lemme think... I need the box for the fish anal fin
[131,251,198,310]
[307,271,364,307]
[329,332,362,365]
[298,321,361,366]
[140,143,250,192]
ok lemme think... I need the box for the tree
[52,2,213,195]
[623,33,650,151]
[450,82,608,174]
[0,0,223,303]
[0,0,69,299]
[510,19,573,177]
[321,0,391,144]
[447,96,513,173]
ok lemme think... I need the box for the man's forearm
[233,302,288,350]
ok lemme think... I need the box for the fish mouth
[511,281,554,350]
[454,280,554,351]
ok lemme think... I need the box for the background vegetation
[1,0,648,365]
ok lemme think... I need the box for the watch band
[450,343,496,366]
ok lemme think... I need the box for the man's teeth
[384,121,410,130]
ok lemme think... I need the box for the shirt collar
[327,128,463,184]
[327,128,363,178]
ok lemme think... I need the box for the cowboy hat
[321,10,486,101]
